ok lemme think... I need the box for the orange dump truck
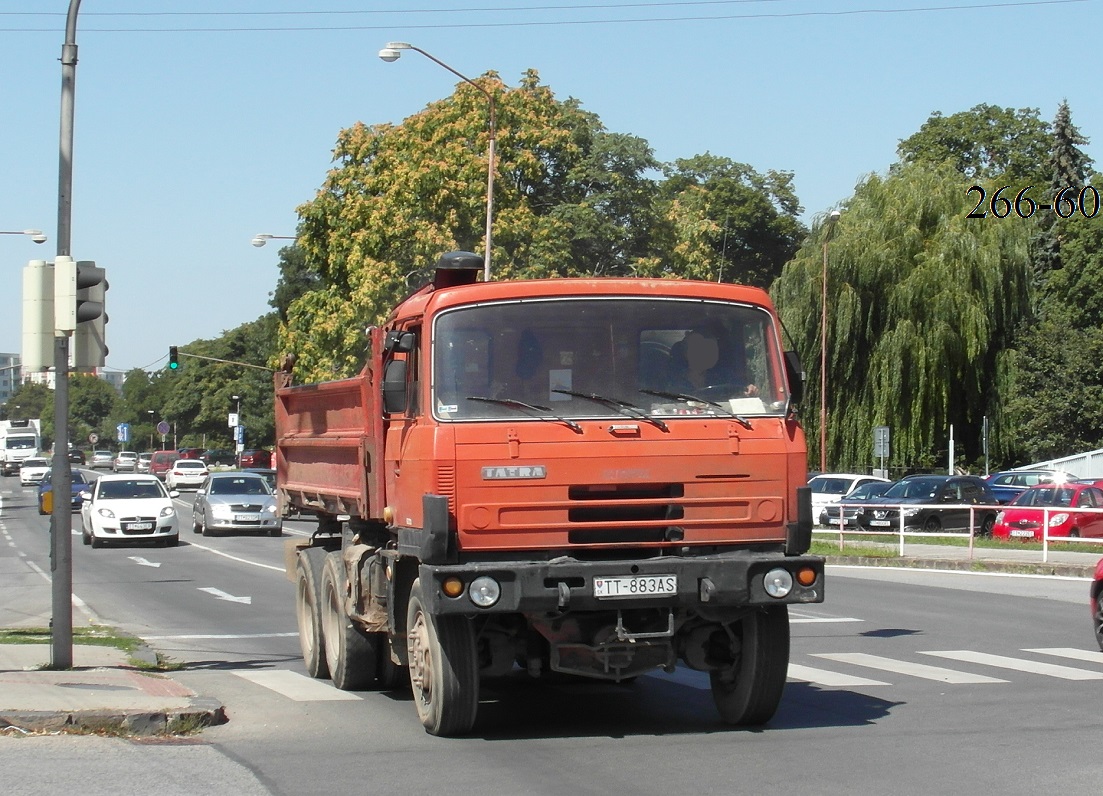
[277,251,823,736]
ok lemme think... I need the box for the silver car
[191,472,281,537]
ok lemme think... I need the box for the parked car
[38,468,90,514]
[136,452,153,474]
[818,480,893,528]
[148,450,178,481]
[809,472,891,524]
[19,457,51,487]
[856,475,1000,535]
[1091,557,1103,651]
[192,471,281,537]
[80,474,179,548]
[176,448,203,460]
[201,449,237,467]
[112,451,139,473]
[68,449,86,465]
[985,469,1075,504]
[991,483,1103,541]
[89,450,115,470]
[165,459,210,491]
[239,449,272,469]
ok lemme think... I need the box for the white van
[809,473,891,525]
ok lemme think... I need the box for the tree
[269,243,320,323]
[68,374,118,447]
[771,163,1033,472]
[897,104,1052,188]
[656,154,805,288]
[1034,101,1095,278]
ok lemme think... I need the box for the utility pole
[50,0,82,669]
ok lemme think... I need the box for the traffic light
[55,257,108,370]
[168,346,179,370]
[21,259,54,372]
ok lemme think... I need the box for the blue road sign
[117,422,130,443]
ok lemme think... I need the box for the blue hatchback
[986,470,1074,504]
[38,469,91,515]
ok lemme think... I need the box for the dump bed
[274,359,384,520]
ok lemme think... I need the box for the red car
[992,482,1103,541]
[1091,557,1103,651]
[239,449,271,469]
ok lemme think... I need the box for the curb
[0,696,227,736]
[825,555,1097,579]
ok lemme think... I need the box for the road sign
[156,421,170,435]
[228,412,239,429]
[116,422,129,443]
[234,424,245,445]
[873,425,890,458]
[88,432,98,444]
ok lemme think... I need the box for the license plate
[1010,529,1036,538]
[234,513,259,522]
[126,522,153,531]
[869,519,892,527]
[593,575,677,599]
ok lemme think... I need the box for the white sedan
[20,457,52,486]
[80,474,179,548]
[165,459,210,491]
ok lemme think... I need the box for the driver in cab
[668,326,758,397]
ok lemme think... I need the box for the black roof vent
[433,251,483,289]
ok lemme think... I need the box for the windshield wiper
[466,396,583,434]
[551,389,668,432]
[639,389,753,430]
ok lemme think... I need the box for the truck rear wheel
[406,578,479,736]
[709,606,789,726]
[295,547,330,679]
[320,551,378,690]
[377,638,409,690]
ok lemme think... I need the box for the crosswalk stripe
[790,616,863,624]
[812,652,1006,683]
[787,663,890,687]
[921,650,1103,680]
[233,670,361,701]
[1023,647,1103,664]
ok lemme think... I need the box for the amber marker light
[796,567,818,587]
[442,577,465,598]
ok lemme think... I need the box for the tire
[1069,528,1081,539]
[90,533,103,549]
[82,530,91,546]
[377,637,410,690]
[320,551,378,690]
[269,527,282,537]
[922,515,942,533]
[709,606,790,726]
[1094,593,1103,653]
[192,511,202,534]
[979,514,995,537]
[295,547,330,679]
[406,577,479,736]
[165,535,179,547]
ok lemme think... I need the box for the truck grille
[567,482,685,544]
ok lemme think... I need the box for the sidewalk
[0,553,226,736]
[1,542,1098,736]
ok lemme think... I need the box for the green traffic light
[168,346,179,370]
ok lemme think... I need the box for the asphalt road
[3,473,1102,795]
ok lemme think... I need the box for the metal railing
[813,501,1103,563]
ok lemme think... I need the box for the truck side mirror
[382,359,409,414]
[384,330,415,355]
[784,350,804,405]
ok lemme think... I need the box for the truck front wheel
[295,547,330,679]
[321,551,378,690]
[709,606,790,726]
[406,578,479,736]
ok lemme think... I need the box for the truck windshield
[432,297,787,422]
[6,437,36,450]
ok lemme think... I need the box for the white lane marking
[233,670,361,701]
[1024,647,1103,664]
[787,664,890,687]
[185,539,284,572]
[789,608,863,624]
[813,652,1007,683]
[922,650,1103,680]
[143,632,299,640]
[198,586,252,605]
[23,559,103,624]
[128,556,161,568]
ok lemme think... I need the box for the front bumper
[420,551,824,616]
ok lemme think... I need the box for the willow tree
[281,70,659,380]
[771,163,1032,473]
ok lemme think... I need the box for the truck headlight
[763,568,793,598]
[468,576,501,608]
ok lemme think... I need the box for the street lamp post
[379,41,496,283]
[251,234,296,248]
[1,229,48,244]
[820,210,842,474]
[147,409,155,450]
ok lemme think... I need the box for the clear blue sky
[2,1,1098,376]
